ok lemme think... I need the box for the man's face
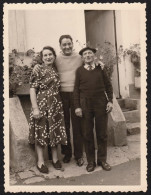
[60,38,73,56]
[82,50,95,64]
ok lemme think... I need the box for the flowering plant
[9,49,42,97]
[95,41,117,78]
[118,44,141,77]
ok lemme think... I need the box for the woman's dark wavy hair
[40,46,57,61]
[40,46,57,69]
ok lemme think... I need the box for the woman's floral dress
[29,65,67,147]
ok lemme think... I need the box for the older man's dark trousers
[80,97,108,163]
[60,92,83,160]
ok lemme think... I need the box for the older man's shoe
[97,161,111,171]
[76,158,84,167]
[86,162,96,172]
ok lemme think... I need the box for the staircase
[117,98,140,136]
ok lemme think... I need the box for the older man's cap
[79,47,97,56]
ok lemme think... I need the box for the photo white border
[3,2,147,192]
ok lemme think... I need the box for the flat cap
[79,47,97,55]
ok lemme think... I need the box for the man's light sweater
[56,52,82,92]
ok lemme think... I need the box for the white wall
[115,10,140,98]
[8,11,27,52]
[8,10,86,54]
[24,10,86,54]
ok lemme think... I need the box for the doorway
[85,10,120,98]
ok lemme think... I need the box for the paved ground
[30,159,140,186]
[10,134,140,185]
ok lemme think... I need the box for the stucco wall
[8,11,27,52]
[9,10,86,54]
[115,10,140,98]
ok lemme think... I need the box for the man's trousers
[80,96,108,163]
[60,92,83,160]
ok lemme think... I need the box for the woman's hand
[106,102,113,113]
[33,64,41,75]
[75,108,83,117]
[33,108,42,119]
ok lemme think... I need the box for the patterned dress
[29,65,67,147]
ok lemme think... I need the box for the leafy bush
[118,44,141,77]
[96,41,117,78]
[9,49,42,97]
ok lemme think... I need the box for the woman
[29,46,67,173]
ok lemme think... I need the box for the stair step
[129,84,140,99]
[123,110,140,123]
[117,99,125,109]
[117,98,140,110]
[122,108,134,112]
[124,99,140,110]
[126,122,140,135]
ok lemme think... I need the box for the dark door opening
[85,10,120,98]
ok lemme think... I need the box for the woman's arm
[30,88,41,119]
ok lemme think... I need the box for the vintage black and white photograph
[4,2,146,192]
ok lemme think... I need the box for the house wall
[8,10,86,54]
[115,10,140,98]
[8,11,27,52]
[8,9,140,98]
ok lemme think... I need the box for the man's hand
[95,60,105,70]
[106,102,113,113]
[98,60,105,70]
[75,108,83,117]
[33,64,41,76]
[33,108,42,119]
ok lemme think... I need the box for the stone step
[126,122,140,135]
[108,94,127,146]
[9,96,36,172]
[121,108,134,112]
[129,84,140,99]
[117,99,125,109]
[124,99,140,110]
[117,98,140,111]
[123,110,140,123]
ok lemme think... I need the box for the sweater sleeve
[102,69,113,103]
[74,68,81,109]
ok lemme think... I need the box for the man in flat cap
[74,47,113,172]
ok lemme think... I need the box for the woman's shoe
[52,160,62,170]
[37,164,49,174]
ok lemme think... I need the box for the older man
[33,35,84,166]
[74,47,113,172]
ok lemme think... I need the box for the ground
[10,134,141,186]
[27,159,140,186]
